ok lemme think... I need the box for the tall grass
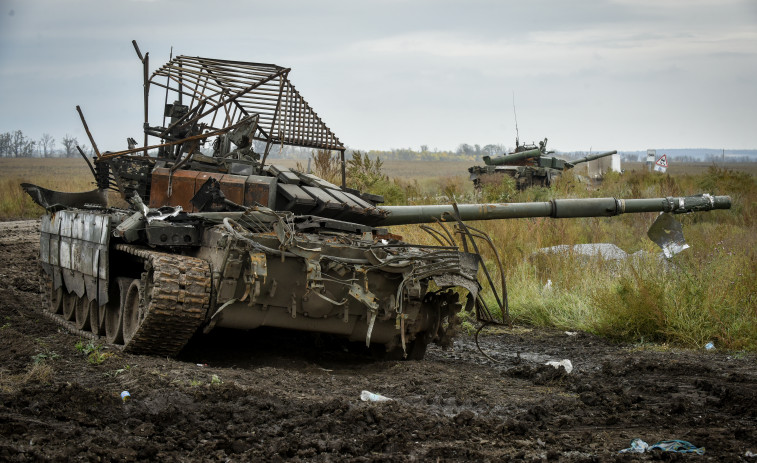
[394,166,757,350]
[0,158,96,219]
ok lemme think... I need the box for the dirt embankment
[1,221,755,462]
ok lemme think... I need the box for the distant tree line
[4,129,755,164]
[0,130,91,158]
[363,143,509,162]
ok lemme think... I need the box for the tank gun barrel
[377,194,730,226]
[567,150,617,167]
[483,147,542,166]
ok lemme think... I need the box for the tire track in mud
[0,219,39,245]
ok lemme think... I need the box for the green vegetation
[75,340,114,365]
[31,350,60,365]
[103,366,130,378]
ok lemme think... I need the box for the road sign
[646,149,656,163]
[646,149,656,172]
[654,154,668,172]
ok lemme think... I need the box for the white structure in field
[646,149,656,172]
[586,153,622,178]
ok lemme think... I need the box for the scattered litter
[619,439,704,455]
[564,331,578,337]
[650,440,705,455]
[360,390,392,402]
[120,391,130,402]
[745,450,756,457]
[619,438,648,453]
[705,342,715,350]
[543,279,552,291]
[648,213,690,258]
[196,363,208,367]
[545,359,573,374]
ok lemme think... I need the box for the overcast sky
[1,0,755,153]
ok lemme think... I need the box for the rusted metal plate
[244,175,276,208]
[194,172,224,213]
[220,174,246,205]
[150,167,200,210]
[149,167,170,208]
[164,168,200,211]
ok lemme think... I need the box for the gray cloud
[1,0,755,152]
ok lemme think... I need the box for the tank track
[39,246,211,357]
[114,244,211,356]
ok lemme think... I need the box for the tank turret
[483,147,543,166]
[470,142,619,190]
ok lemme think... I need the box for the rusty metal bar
[340,149,346,188]
[97,119,250,160]
[132,41,150,156]
[76,105,101,158]
[162,47,173,129]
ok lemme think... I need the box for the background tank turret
[470,136,618,190]
[22,44,732,360]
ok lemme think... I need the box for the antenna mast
[512,92,520,149]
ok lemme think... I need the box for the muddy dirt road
[1,220,755,461]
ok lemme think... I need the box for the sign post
[646,149,656,172]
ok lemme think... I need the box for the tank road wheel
[104,301,124,344]
[41,272,63,314]
[74,297,92,331]
[50,287,63,314]
[122,280,142,344]
[88,300,104,336]
[105,278,132,345]
[62,292,78,321]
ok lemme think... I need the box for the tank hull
[38,207,478,358]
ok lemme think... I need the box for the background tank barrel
[483,147,542,166]
[567,150,618,167]
[375,194,730,226]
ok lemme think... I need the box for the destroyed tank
[22,43,732,359]
[469,137,617,190]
